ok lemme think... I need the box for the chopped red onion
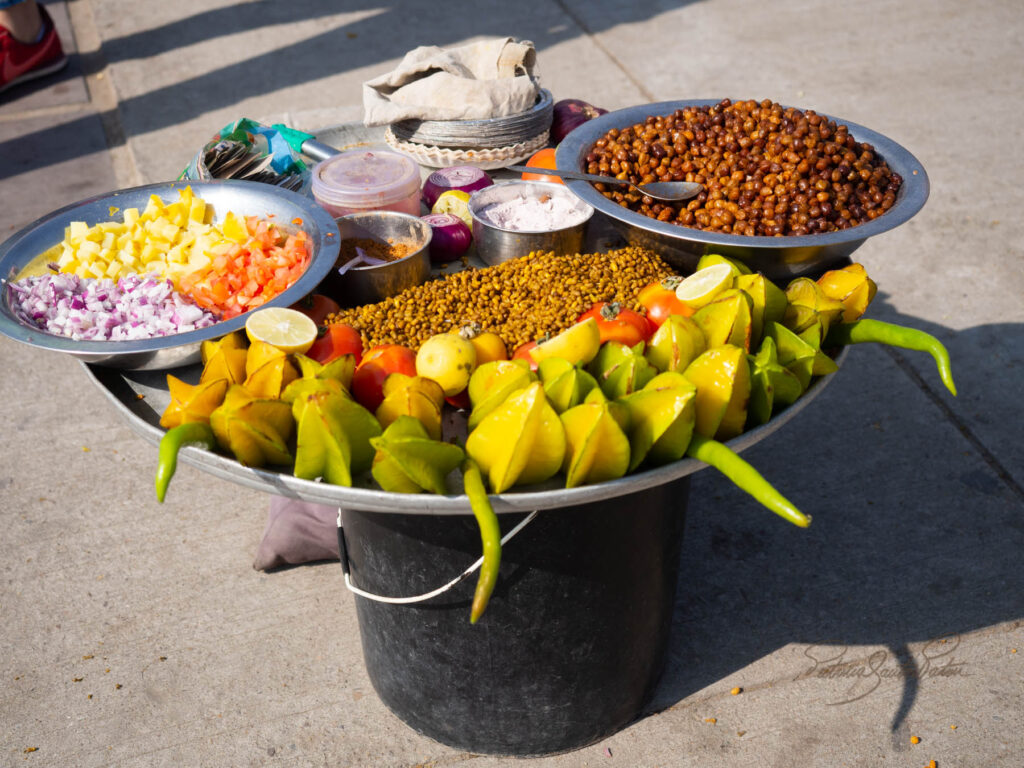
[5,272,220,341]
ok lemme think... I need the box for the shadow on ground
[0,0,705,179]
[649,299,1024,739]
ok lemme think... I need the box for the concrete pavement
[2,1,1022,765]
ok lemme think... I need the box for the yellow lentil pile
[327,246,675,350]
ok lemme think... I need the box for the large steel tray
[85,346,845,515]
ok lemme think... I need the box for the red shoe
[0,5,67,94]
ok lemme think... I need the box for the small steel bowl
[0,180,340,370]
[556,99,929,279]
[324,211,432,307]
[469,180,595,266]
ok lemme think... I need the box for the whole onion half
[421,166,493,209]
[421,213,472,263]
[551,99,608,143]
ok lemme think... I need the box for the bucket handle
[336,510,539,605]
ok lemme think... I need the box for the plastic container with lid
[311,149,422,217]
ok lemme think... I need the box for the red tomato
[350,344,417,411]
[290,293,341,326]
[520,148,563,185]
[637,277,691,328]
[578,302,653,346]
[307,323,363,365]
[511,340,540,371]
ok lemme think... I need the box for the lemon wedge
[431,190,473,229]
[244,307,318,354]
[675,264,735,310]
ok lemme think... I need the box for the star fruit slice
[588,341,656,399]
[370,415,465,495]
[160,374,229,429]
[683,345,752,440]
[209,384,294,467]
[293,389,381,485]
[816,263,878,323]
[747,336,805,427]
[619,371,697,471]
[528,316,601,366]
[560,400,631,488]
[375,374,445,440]
[645,314,706,374]
[537,357,599,414]
[465,381,566,493]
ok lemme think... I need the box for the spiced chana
[585,98,903,237]
[326,247,674,350]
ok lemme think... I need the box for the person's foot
[0,5,67,94]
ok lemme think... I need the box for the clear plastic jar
[311,150,422,217]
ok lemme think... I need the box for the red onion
[551,99,608,143]
[7,271,219,340]
[421,213,472,263]
[421,166,493,209]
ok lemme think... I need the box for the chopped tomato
[307,323,363,365]
[350,344,417,411]
[578,302,654,346]
[638,277,691,328]
[180,218,311,319]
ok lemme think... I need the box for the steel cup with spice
[321,211,432,307]
[469,181,594,266]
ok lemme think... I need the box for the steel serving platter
[0,180,340,370]
[556,99,929,279]
[84,346,846,515]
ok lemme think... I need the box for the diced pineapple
[188,197,206,223]
[77,240,101,257]
[221,211,248,242]
[105,261,122,279]
[123,208,140,227]
[164,201,187,228]
[68,221,90,241]
[141,196,163,220]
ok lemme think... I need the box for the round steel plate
[85,346,846,515]
[556,100,929,279]
[0,180,340,370]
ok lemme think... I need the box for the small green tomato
[416,333,478,397]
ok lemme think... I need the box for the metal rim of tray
[84,346,846,515]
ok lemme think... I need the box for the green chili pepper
[462,458,502,623]
[155,422,216,503]
[826,318,957,396]
[686,434,811,528]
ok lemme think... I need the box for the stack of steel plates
[385,89,553,169]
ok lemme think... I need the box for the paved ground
[2,1,1022,766]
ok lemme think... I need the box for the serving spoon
[505,165,703,203]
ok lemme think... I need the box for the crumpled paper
[363,38,540,126]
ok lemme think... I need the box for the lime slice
[675,264,735,310]
[244,307,318,354]
[431,189,473,229]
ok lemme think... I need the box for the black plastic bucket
[340,476,689,756]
